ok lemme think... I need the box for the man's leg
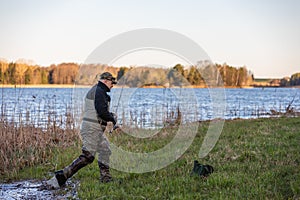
[98,161,112,183]
[98,132,112,183]
[55,149,95,187]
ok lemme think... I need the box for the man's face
[103,79,114,89]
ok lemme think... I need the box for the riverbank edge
[1,84,300,89]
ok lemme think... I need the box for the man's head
[99,72,117,89]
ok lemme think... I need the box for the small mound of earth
[0,179,79,200]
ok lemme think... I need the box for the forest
[0,60,299,87]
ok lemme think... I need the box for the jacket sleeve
[94,87,116,125]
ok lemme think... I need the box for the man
[55,72,118,186]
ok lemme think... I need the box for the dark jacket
[95,81,116,125]
[83,81,116,125]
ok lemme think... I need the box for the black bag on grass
[191,160,214,178]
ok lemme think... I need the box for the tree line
[0,60,299,87]
[280,73,300,87]
[0,61,78,85]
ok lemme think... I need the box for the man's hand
[109,124,121,134]
[114,125,122,134]
[113,125,120,130]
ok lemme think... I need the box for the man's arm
[94,87,116,125]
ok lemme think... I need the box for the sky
[0,0,299,78]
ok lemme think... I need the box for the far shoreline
[1,84,299,89]
[1,84,86,88]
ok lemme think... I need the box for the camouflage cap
[100,72,117,84]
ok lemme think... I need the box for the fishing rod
[115,83,124,115]
[109,74,127,133]
[286,91,298,112]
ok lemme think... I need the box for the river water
[0,87,299,128]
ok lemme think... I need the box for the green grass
[4,117,300,199]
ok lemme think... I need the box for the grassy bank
[1,117,300,199]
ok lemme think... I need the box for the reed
[0,110,80,177]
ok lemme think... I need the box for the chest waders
[55,83,114,187]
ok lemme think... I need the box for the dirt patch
[0,179,79,200]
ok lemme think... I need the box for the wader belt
[82,117,104,125]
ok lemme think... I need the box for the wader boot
[98,162,112,183]
[55,150,95,187]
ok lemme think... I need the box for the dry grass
[0,116,80,177]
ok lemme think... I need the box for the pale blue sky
[0,0,299,78]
